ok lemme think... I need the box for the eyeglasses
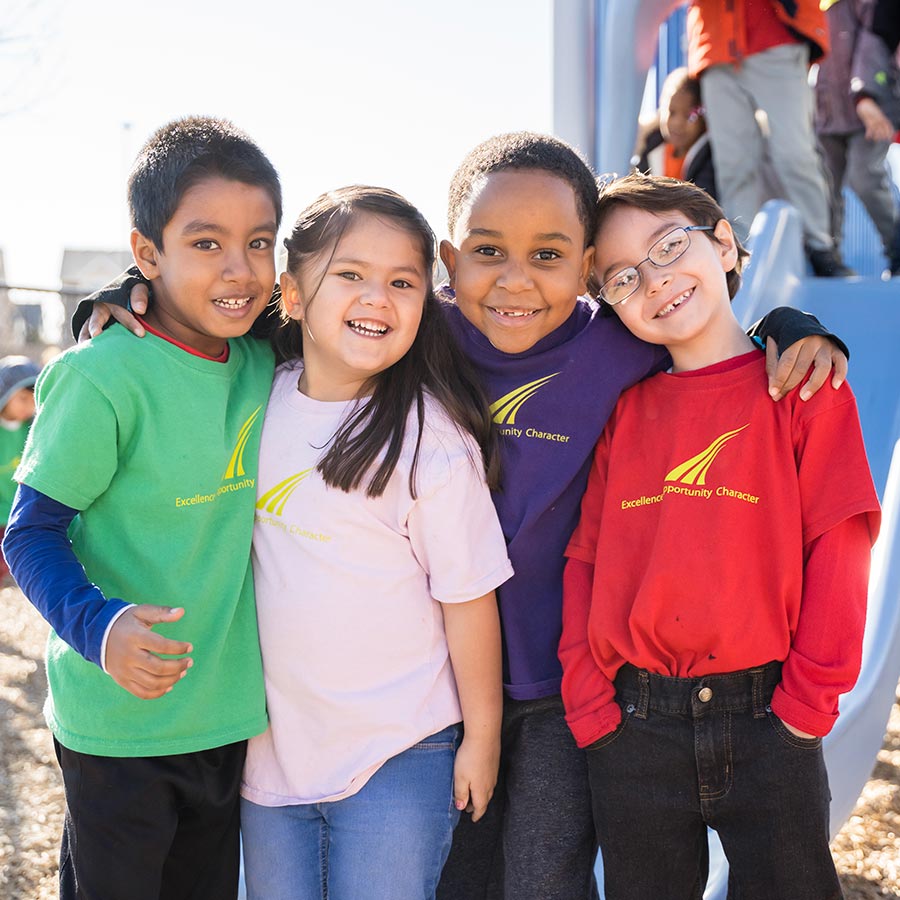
[598,225,714,306]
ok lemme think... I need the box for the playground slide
[551,1,900,896]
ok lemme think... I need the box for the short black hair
[447,132,598,246]
[128,116,282,248]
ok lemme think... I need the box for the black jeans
[586,662,842,900]
[55,738,246,900]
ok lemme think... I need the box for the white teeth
[348,319,389,336]
[657,289,691,317]
[213,297,251,309]
[493,309,536,318]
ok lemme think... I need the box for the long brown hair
[273,185,500,498]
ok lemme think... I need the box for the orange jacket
[687,0,830,77]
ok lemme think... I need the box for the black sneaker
[807,248,855,278]
[888,226,900,278]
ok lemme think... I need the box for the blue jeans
[586,662,841,900]
[241,724,461,900]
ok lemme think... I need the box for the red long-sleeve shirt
[560,352,880,746]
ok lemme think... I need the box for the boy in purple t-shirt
[431,132,847,900]
[77,132,848,900]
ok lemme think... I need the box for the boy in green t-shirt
[1,116,281,900]
[0,355,40,582]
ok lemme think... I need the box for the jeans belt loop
[751,665,768,718]
[636,670,650,719]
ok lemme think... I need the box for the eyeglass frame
[597,225,715,306]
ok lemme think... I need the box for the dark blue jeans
[586,662,842,900]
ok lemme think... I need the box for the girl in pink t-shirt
[240,186,513,900]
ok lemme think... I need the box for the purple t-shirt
[444,300,668,699]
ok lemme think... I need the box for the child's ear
[578,245,595,294]
[439,239,458,287]
[279,272,304,321]
[713,218,739,272]
[130,229,161,280]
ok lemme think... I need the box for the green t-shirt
[0,419,30,525]
[17,327,275,756]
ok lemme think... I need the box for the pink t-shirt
[242,363,513,805]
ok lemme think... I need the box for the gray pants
[702,43,834,250]
[437,694,598,900]
[819,130,898,256]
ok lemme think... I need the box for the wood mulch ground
[2,582,899,898]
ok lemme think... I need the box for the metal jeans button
[698,687,713,703]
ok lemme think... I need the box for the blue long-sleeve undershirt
[2,484,129,668]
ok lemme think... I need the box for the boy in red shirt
[560,173,881,899]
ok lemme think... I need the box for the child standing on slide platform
[560,173,881,899]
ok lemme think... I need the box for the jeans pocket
[586,704,633,752]
[766,707,822,750]
[411,722,462,751]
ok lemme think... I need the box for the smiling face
[594,205,751,371]
[131,175,278,357]
[440,170,593,355]
[660,86,705,157]
[280,213,428,401]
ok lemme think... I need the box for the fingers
[108,304,146,337]
[797,344,834,400]
[831,351,848,390]
[119,659,191,700]
[82,302,113,340]
[106,605,193,700]
[767,336,843,401]
[467,784,493,823]
[131,605,193,665]
[132,604,186,626]
[766,336,804,400]
[453,773,493,822]
[454,771,471,816]
[130,283,150,315]
[764,336,780,397]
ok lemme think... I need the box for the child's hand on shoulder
[453,732,501,822]
[105,605,193,699]
[78,284,150,341]
[765,335,848,402]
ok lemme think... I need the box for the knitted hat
[0,355,40,413]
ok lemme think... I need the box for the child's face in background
[441,171,593,355]
[1,388,35,422]
[131,175,278,357]
[661,87,705,156]
[280,213,428,402]
[593,205,737,357]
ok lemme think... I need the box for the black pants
[438,694,598,900]
[587,663,842,900]
[54,738,246,900]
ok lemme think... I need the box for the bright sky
[0,0,553,291]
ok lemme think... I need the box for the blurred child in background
[0,355,40,581]
[633,67,718,200]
